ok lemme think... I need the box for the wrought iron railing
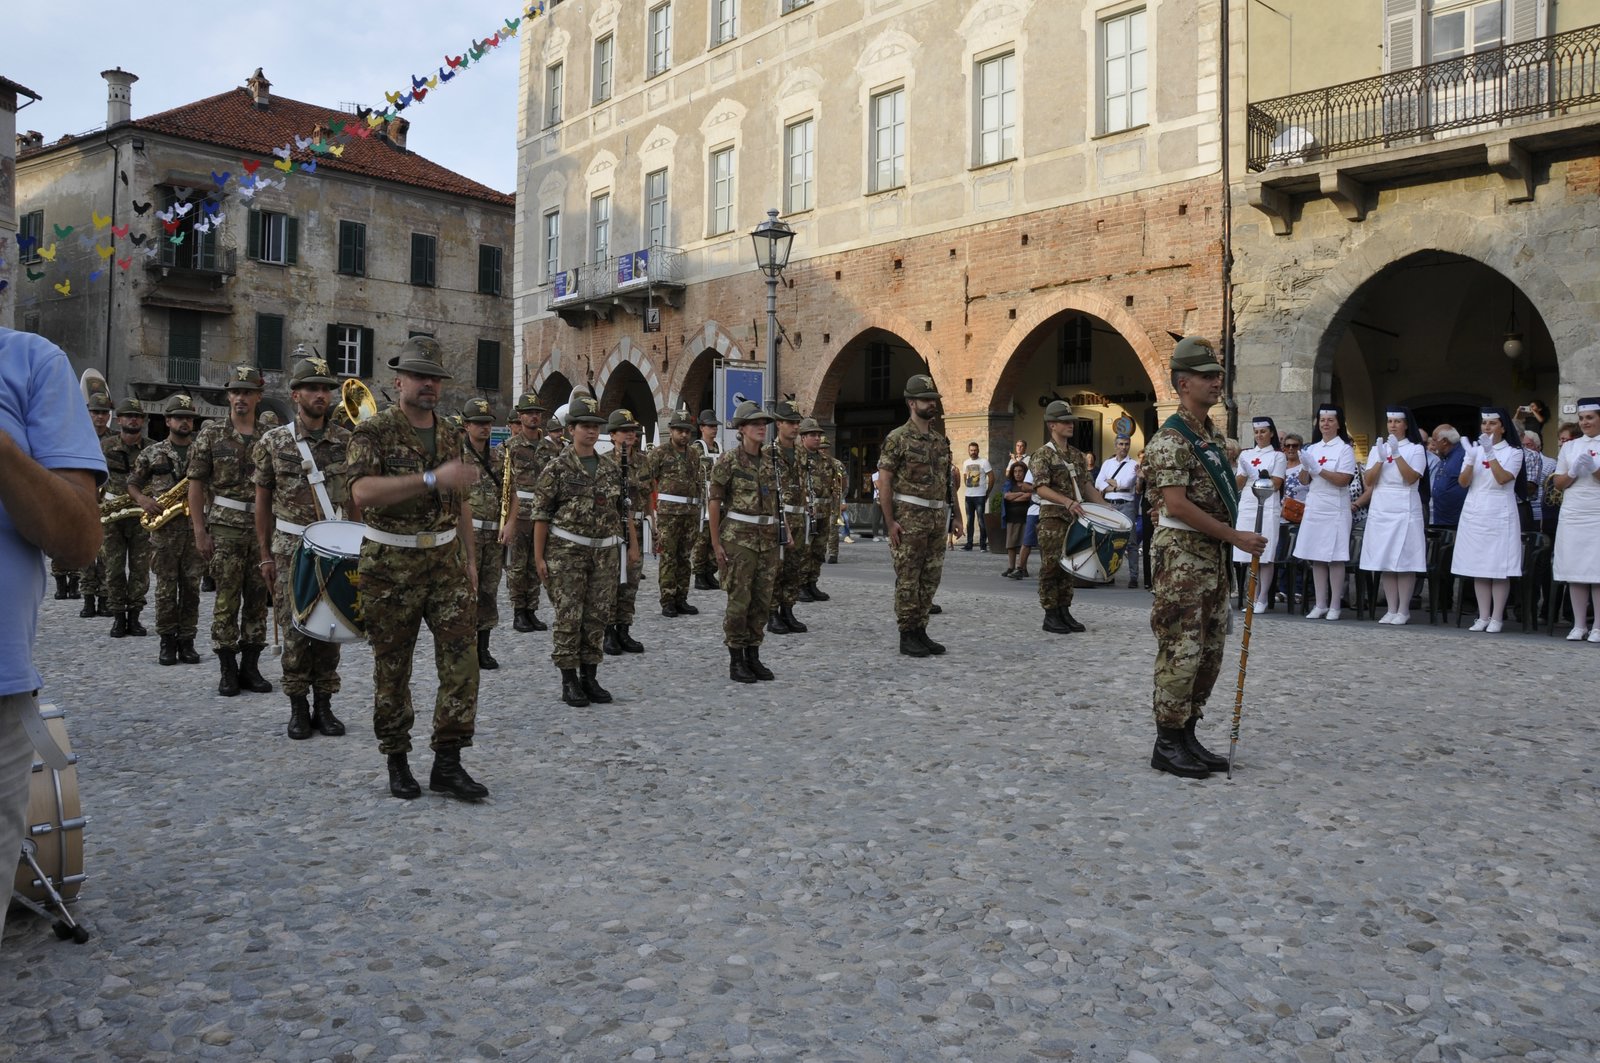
[167,356,201,386]
[1248,24,1600,171]
[550,247,686,305]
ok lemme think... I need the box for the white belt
[472,519,500,531]
[550,526,623,549]
[782,504,809,515]
[212,496,255,513]
[727,511,776,525]
[894,492,947,511]
[364,527,457,549]
[632,512,648,522]
[516,490,538,501]
[275,519,308,536]
[1106,494,1136,503]
[1158,514,1199,532]
[657,493,697,506]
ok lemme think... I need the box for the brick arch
[980,292,1170,413]
[800,311,933,421]
[530,348,568,395]
[593,337,667,414]
[665,321,746,412]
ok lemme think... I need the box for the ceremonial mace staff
[1228,470,1278,779]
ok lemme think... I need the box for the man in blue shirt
[0,327,106,946]
[1429,425,1468,528]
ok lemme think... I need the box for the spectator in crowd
[1293,406,1357,619]
[1233,418,1285,613]
[1010,467,1041,580]
[1452,406,1526,633]
[1095,435,1140,589]
[1543,422,1580,538]
[1360,407,1429,625]
[1429,425,1468,528]
[1000,461,1032,578]
[1011,439,1029,468]
[1278,433,1309,604]
[959,442,994,552]
[1550,400,1600,641]
[1518,399,1549,439]
[1522,431,1556,527]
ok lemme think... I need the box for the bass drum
[291,519,367,643]
[14,704,85,904]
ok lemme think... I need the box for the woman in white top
[1450,406,1526,633]
[1359,406,1429,625]
[1550,396,1600,641]
[1234,417,1286,613]
[1292,406,1358,619]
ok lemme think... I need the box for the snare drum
[14,704,85,905]
[1060,502,1134,583]
[291,519,366,643]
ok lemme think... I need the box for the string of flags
[2,2,550,306]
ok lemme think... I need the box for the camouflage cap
[668,404,696,429]
[731,400,774,427]
[566,394,606,425]
[798,417,824,435]
[771,398,803,422]
[387,335,453,379]
[162,393,198,417]
[86,392,113,412]
[1171,335,1224,374]
[115,397,146,417]
[903,374,941,399]
[698,408,720,428]
[606,408,642,433]
[289,355,339,388]
[515,391,547,413]
[462,398,496,423]
[225,364,265,392]
[1043,399,1075,423]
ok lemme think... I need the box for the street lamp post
[749,208,795,410]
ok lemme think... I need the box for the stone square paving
[3,540,1597,1062]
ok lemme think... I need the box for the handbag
[1281,496,1305,524]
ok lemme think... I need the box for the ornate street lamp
[749,209,795,408]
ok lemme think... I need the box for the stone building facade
[515,0,1232,489]
[13,69,514,421]
[0,75,42,330]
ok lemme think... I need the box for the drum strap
[1161,413,1240,524]
[293,421,341,522]
[19,696,70,771]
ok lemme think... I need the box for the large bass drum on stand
[13,703,90,943]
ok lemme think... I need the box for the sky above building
[8,1,523,194]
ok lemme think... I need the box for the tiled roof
[0,76,41,101]
[30,85,511,208]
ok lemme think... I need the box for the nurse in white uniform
[1451,406,1526,633]
[1234,417,1286,613]
[1359,406,1428,625]
[1292,405,1358,619]
[1550,396,1600,641]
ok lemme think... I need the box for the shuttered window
[476,340,501,391]
[326,323,375,378]
[256,313,285,371]
[248,209,297,265]
[338,221,366,276]
[410,233,437,287]
[478,245,503,296]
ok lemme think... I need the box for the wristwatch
[423,469,438,492]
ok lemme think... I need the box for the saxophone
[498,439,516,527]
[139,477,191,531]
[100,492,141,525]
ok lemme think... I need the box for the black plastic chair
[1279,524,1304,615]
[1426,528,1456,625]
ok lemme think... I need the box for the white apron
[1451,440,1524,579]
[1292,437,1356,562]
[1359,440,1427,573]
[1233,446,1286,562]
[1552,433,1600,584]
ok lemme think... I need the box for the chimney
[387,116,410,152]
[246,68,272,108]
[101,68,138,127]
[16,130,44,153]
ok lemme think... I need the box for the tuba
[334,378,378,428]
[140,478,191,531]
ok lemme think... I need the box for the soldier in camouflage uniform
[822,438,846,565]
[460,398,506,670]
[764,399,810,635]
[1030,400,1109,635]
[709,401,783,683]
[254,356,353,742]
[603,408,650,654]
[502,391,551,633]
[189,365,274,697]
[64,391,114,612]
[638,405,704,618]
[692,409,723,590]
[795,419,834,602]
[531,395,638,708]
[128,393,203,666]
[879,374,962,657]
[347,337,488,802]
[101,397,154,638]
[1144,337,1265,779]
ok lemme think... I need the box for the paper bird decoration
[155,206,175,222]
[194,219,212,234]
[367,111,386,128]
[78,232,97,250]
[328,144,345,157]
[412,74,428,92]
[212,171,231,188]
[172,187,195,202]
[96,243,115,260]
[385,89,402,105]
[37,244,57,262]
[141,246,157,260]
[89,269,104,283]
[272,144,292,159]
[111,224,129,238]
[120,169,129,186]
[16,234,36,253]
[446,53,463,68]
[439,66,456,83]
[117,257,132,270]
[311,139,329,154]
[54,280,70,296]
[202,199,220,215]
[301,160,317,174]
[53,224,74,240]
[238,184,259,200]
[129,233,147,246]
[273,158,294,173]
[330,118,346,134]
[173,202,193,217]
[92,211,111,230]
[487,33,501,46]
[211,212,226,226]
[413,87,429,103]
[132,200,151,215]
[242,159,261,175]
[162,218,181,234]
[503,17,521,36]
[169,232,186,247]
[294,134,313,151]
[27,268,44,281]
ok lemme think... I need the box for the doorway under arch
[674,348,719,421]
[812,328,931,501]
[599,362,659,443]
[537,371,574,414]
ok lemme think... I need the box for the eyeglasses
[1284,443,1301,448]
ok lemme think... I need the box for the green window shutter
[257,314,285,370]
[286,216,299,265]
[353,223,366,276]
[410,234,423,284]
[425,237,437,286]
[325,323,340,371]
[476,339,501,390]
[247,209,262,260]
[359,327,376,378]
[478,245,502,295]
[338,222,353,273]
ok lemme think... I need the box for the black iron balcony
[1248,24,1600,171]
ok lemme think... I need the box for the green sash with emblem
[1162,412,1239,525]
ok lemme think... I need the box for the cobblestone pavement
[4,540,1597,1062]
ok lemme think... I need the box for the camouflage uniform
[189,416,270,652]
[1029,439,1094,614]
[799,444,836,590]
[346,404,478,756]
[711,437,782,648]
[691,424,722,584]
[253,417,352,699]
[764,441,807,612]
[879,418,954,635]
[505,433,549,622]
[460,416,505,635]
[823,447,846,564]
[638,422,705,611]
[129,432,202,647]
[100,423,153,619]
[74,407,113,610]
[531,446,626,669]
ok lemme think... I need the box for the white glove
[1478,432,1494,450]
[1373,438,1389,462]
[1573,450,1595,476]
[1463,445,1480,468]
[1389,433,1403,448]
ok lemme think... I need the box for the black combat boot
[617,625,643,653]
[109,610,128,638]
[477,629,499,670]
[797,584,817,603]
[694,572,716,590]
[65,573,80,599]
[526,610,548,632]
[430,748,489,801]
[201,573,216,592]
[79,596,99,619]
[579,663,613,703]
[1183,717,1230,772]
[158,634,178,666]
[729,647,758,684]
[603,625,624,656]
[1059,607,1086,633]
[237,645,274,693]
[780,605,807,633]
[217,650,240,697]
[766,610,792,635]
[513,608,535,633]
[125,609,147,637]
[675,596,698,615]
[387,753,422,799]
[916,628,947,655]
[661,599,679,618]
[53,574,70,600]
[560,668,590,707]
[744,645,774,681]
[899,629,931,657]
[177,637,201,664]
[1043,607,1073,634]
[312,691,345,737]
[1151,727,1211,779]
[287,695,313,741]
[929,603,943,615]
[806,582,830,602]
